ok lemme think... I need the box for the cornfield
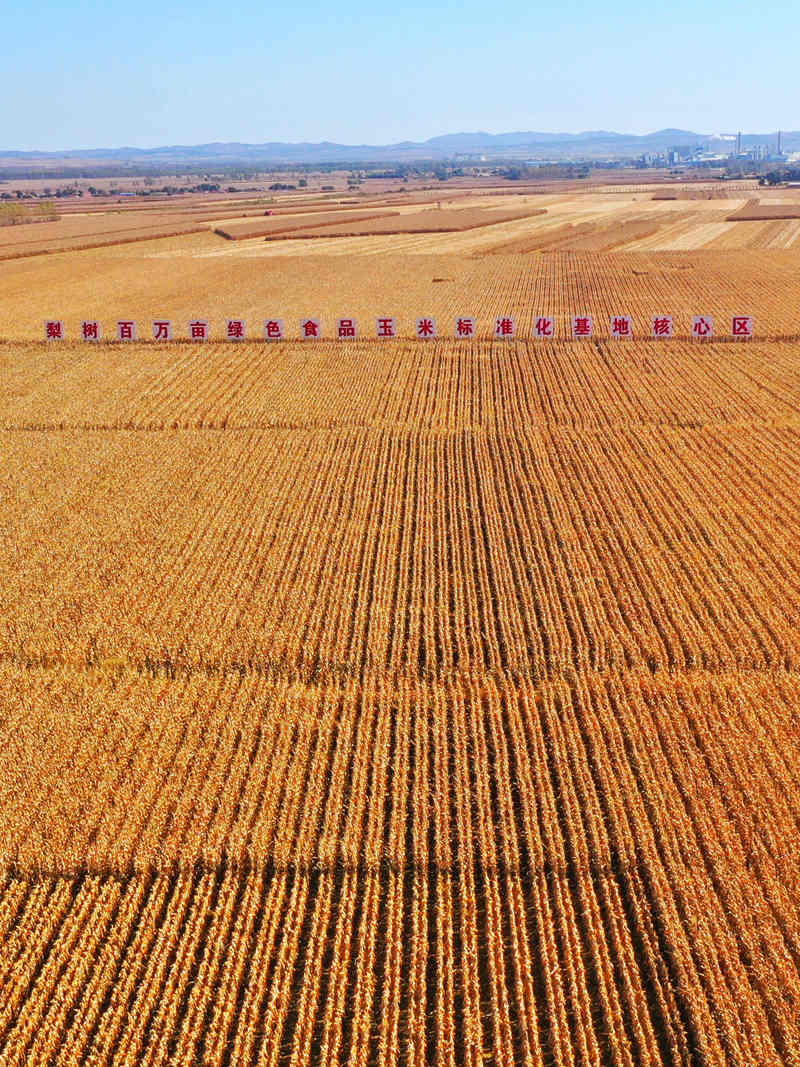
[2,279,800,1062]
[6,249,800,341]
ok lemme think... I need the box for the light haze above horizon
[2,0,797,152]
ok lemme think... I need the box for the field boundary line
[3,648,800,699]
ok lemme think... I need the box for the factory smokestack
[736,131,742,155]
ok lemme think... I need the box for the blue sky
[1,0,797,150]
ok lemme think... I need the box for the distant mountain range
[2,129,796,165]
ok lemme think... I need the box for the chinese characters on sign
[692,316,713,339]
[264,319,285,340]
[652,316,674,338]
[153,320,172,341]
[610,316,633,339]
[189,320,209,342]
[572,316,593,338]
[117,321,137,342]
[337,318,357,339]
[43,315,757,341]
[376,317,397,338]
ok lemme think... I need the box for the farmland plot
[4,248,800,339]
[2,229,800,1063]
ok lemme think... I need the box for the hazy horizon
[3,0,799,152]
[0,128,792,158]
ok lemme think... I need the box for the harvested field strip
[482,217,663,253]
[727,200,800,220]
[0,225,206,262]
[626,220,734,252]
[193,201,418,223]
[275,207,548,238]
[0,212,191,250]
[611,216,724,252]
[194,209,771,254]
[704,218,800,251]
[214,212,400,240]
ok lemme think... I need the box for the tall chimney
[736,131,742,155]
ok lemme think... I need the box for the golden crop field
[2,180,800,1065]
[4,244,800,340]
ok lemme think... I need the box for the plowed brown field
[2,233,800,1065]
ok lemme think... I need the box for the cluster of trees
[87,182,222,197]
[364,170,408,180]
[492,164,590,181]
[0,186,79,200]
[761,167,800,185]
[0,200,58,225]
